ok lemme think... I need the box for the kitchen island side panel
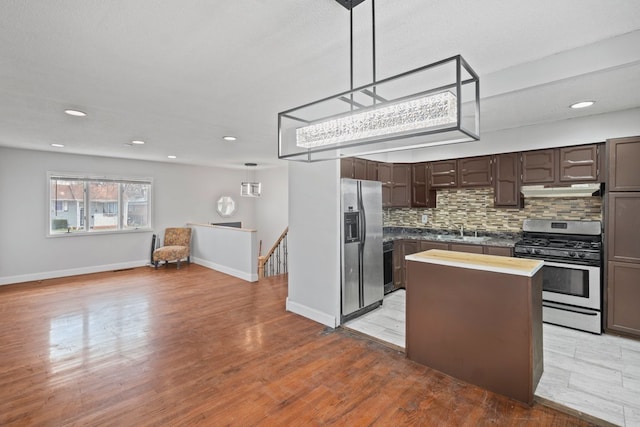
[405,260,542,405]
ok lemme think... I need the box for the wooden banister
[258,227,288,279]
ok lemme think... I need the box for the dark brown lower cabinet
[484,246,513,257]
[393,240,419,290]
[607,261,640,337]
[450,243,484,254]
[392,240,514,289]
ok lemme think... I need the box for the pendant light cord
[349,7,354,110]
[349,0,377,108]
[371,0,376,103]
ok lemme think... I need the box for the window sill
[46,228,154,238]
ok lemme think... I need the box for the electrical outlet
[421,214,428,224]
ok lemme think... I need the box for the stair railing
[258,227,288,279]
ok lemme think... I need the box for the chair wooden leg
[177,260,181,270]
[187,256,190,264]
[154,261,158,270]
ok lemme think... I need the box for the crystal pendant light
[278,0,479,162]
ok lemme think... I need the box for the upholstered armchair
[153,227,192,269]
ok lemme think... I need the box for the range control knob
[533,249,542,255]
[569,251,577,257]
[578,252,586,258]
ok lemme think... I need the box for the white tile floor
[343,289,640,427]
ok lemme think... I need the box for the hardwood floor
[346,289,640,426]
[0,265,597,426]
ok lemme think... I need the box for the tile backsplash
[383,188,603,232]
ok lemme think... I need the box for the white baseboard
[286,297,338,328]
[0,260,149,286]
[192,257,258,282]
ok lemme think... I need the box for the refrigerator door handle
[359,182,367,245]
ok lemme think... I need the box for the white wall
[255,164,288,252]
[286,160,341,327]
[0,147,288,285]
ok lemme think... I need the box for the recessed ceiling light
[167,155,177,159]
[223,136,237,141]
[131,140,145,145]
[51,143,65,148]
[570,101,595,109]
[64,109,87,117]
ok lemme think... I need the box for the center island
[405,249,544,405]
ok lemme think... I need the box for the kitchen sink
[432,235,491,243]
[458,236,491,243]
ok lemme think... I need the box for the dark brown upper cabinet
[608,136,640,191]
[353,158,367,180]
[559,144,599,183]
[459,156,493,187]
[390,164,411,207]
[521,149,556,184]
[378,162,392,207]
[521,144,602,186]
[411,163,436,208]
[430,160,457,188]
[366,160,378,181]
[340,158,355,179]
[493,153,522,208]
[340,158,378,181]
[379,163,410,207]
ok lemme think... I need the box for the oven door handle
[542,260,599,271]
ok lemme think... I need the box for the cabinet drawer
[450,243,484,254]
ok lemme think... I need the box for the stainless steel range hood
[520,183,602,198]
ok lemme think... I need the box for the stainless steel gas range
[514,219,603,334]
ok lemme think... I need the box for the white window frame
[47,172,153,237]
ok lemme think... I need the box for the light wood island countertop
[405,249,543,277]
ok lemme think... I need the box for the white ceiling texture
[1,0,640,169]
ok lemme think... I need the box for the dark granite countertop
[383,226,521,248]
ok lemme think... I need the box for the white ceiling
[1,0,640,169]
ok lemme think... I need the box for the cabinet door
[393,240,403,289]
[559,145,599,182]
[608,136,640,191]
[607,261,640,337]
[401,240,420,288]
[430,160,457,188]
[353,158,367,180]
[484,246,513,257]
[366,160,378,181]
[459,156,492,187]
[607,193,640,263]
[378,163,392,207]
[411,163,436,208]
[450,243,484,254]
[494,153,522,208]
[390,164,411,207]
[340,158,354,178]
[522,149,556,184]
[420,241,449,251]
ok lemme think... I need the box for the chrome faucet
[451,223,464,237]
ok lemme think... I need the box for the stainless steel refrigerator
[341,178,384,322]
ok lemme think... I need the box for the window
[48,173,152,236]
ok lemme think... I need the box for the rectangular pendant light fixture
[240,182,261,197]
[278,55,479,162]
